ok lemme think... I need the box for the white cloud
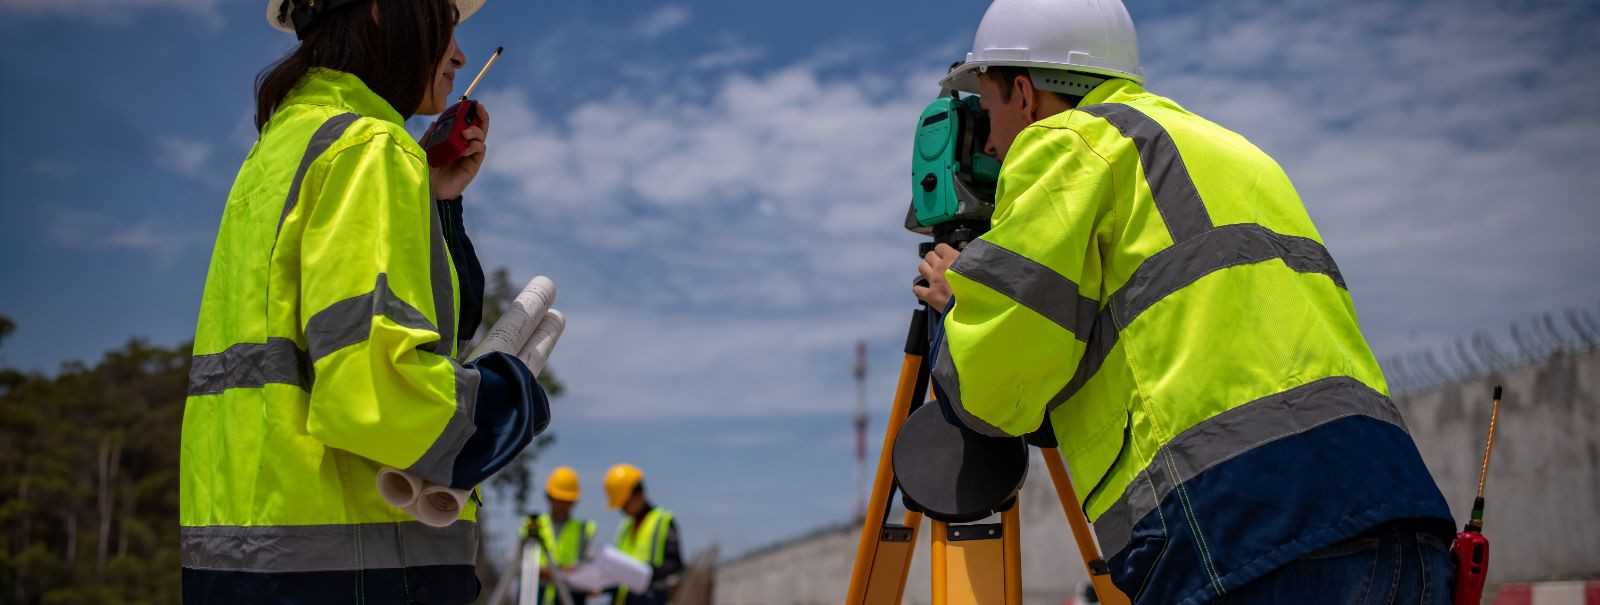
[155,135,212,179]
[47,208,195,264]
[459,0,1600,424]
[464,47,948,419]
[0,0,223,30]
[632,5,691,39]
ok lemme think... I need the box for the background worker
[602,464,683,605]
[914,0,1454,603]
[181,1,550,603]
[521,466,598,605]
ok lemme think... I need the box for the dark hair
[981,66,1082,107]
[254,0,457,131]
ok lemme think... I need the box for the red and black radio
[423,46,502,167]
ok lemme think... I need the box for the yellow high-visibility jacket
[181,68,547,604]
[523,513,597,604]
[612,507,680,604]
[931,78,1450,604]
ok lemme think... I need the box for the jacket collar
[1077,77,1146,108]
[281,68,406,126]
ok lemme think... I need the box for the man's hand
[913,243,960,309]
[430,103,491,200]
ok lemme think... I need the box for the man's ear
[1013,74,1040,119]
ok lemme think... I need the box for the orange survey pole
[1041,448,1132,605]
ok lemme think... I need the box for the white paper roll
[468,276,556,361]
[377,467,423,509]
[412,484,472,528]
[517,308,565,377]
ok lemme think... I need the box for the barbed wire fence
[1379,302,1600,397]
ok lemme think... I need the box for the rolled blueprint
[377,467,423,508]
[413,484,471,528]
[467,276,556,361]
[516,308,565,377]
[376,467,472,528]
[379,276,563,528]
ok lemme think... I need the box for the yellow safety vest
[180,68,483,601]
[613,507,674,603]
[934,78,1449,603]
[526,514,596,605]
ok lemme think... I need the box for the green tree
[0,326,186,605]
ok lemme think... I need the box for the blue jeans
[1226,522,1456,605]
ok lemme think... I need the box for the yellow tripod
[844,306,1131,605]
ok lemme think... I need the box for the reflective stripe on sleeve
[949,239,1099,340]
[180,521,477,573]
[188,337,311,396]
[1076,103,1213,243]
[276,112,361,236]
[403,363,481,487]
[304,273,437,363]
[1091,377,1406,557]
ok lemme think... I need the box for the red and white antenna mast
[853,340,869,519]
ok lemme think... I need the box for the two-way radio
[423,46,503,167]
[1452,385,1503,605]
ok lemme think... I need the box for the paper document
[561,545,651,593]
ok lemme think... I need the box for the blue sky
[2,0,1598,562]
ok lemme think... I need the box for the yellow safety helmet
[545,466,580,502]
[603,464,644,510]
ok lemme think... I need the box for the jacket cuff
[446,351,551,489]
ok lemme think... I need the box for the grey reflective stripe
[1045,224,1346,410]
[1092,377,1406,557]
[276,112,361,235]
[188,337,311,396]
[1077,104,1213,243]
[403,363,481,487]
[950,238,1099,340]
[1045,311,1119,413]
[305,273,437,363]
[180,521,478,573]
[648,511,673,565]
[402,199,476,487]
[1112,223,1344,327]
[428,197,456,357]
[934,343,1014,438]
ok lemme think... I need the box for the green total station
[906,94,1001,247]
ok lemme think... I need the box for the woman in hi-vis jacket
[181,1,548,602]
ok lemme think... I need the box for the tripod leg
[846,310,932,605]
[1041,448,1132,605]
[1003,505,1022,605]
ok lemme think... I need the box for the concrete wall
[1400,351,1600,584]
[715,352,1600,604]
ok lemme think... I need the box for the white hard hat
[940,0,1143,95]
[266,0,486,35]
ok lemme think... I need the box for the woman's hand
[429,103,490,200]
